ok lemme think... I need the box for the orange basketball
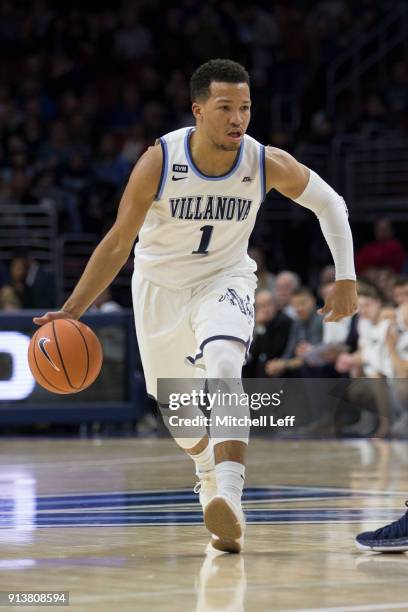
[27,319,103,394]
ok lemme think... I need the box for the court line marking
[0,454,189,469]
[30,485,407,500]
[32,485,355,500]
[280,603,408,612]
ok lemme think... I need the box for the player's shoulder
[127,141,163,190]
[264,145,300,179]
[160,126,191,145]
[136,143,162,171]
[139,127,190,177]
[264,145,295,167]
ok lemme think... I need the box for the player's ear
[192,102,203,122]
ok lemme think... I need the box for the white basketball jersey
[134,126,266,289]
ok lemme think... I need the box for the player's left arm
[264,147,358,322]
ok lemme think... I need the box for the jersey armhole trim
[155,137,168,200]
[259,144,266,204]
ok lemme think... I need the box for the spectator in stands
[32,168,82,233]
[0,285,22,310]
[355,218,407,276]
[248,247,275,293]
[89,287,122,313]
[358,93,388,138]
[0,170,38,206]
[94,134,131,189]
[336,285,387,377]
[385,303,408,436]
[38,121,73,169]
[274,271,301,319]
[384,60,408,120]
[8,250,56,309]
[384,303,408,378]
[335,285,392,436]
[89,287,124,367]
[394,276,408,306]
[244,289,293,378]
[265,287,323,377]
[121,124,148,164]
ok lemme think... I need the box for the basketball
[27,319,103,394]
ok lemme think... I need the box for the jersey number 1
[192,225,214,255]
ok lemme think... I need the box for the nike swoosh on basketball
[38,337,61,371]
[172,176,188,181]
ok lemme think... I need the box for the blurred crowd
[0,0,406,236]
[243,233,408,436]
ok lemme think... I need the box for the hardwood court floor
[1,438,408,612]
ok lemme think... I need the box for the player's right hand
[33,310,76,326]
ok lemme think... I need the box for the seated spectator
[94,134,131,188]
[299,281,353,372]
[9,250,56,309]
[89,287,122,313]
[265,286,323,377]
[0,285,22,311]
[274,270,301,319]
[394,276,408,306]
[355,218,407,276]
[89,287,124,365]
[384,303,408,436]
[383,303,408,378]
[121,124,147,164]
[336,286,389,378]
[244,289,292,378]
[32,169,82,233]
[248,247,275,293]
[335,285,392,436]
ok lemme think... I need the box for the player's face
[193,82,251,151]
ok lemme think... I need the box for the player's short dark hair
[190,59,250,102]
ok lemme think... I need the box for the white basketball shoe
[204,495,245,554]
[194,470,217,511]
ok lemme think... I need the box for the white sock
[215,461,245,507]
[192,439,215,474]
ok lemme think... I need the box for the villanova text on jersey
[134,126,266,289]
[169,196,252,221]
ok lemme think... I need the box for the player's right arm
[33,144,163,325]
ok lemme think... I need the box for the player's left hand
[318,279,358,322]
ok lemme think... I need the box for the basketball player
[34,59,358,554]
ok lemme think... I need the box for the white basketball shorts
[132,269,257,400]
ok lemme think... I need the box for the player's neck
[189,129,240,177]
